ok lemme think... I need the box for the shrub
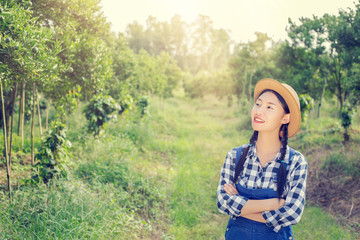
[299,94,314,122]
[83,95,120,135]
[340,101,355,130]
[136,96,150,117]
[32,121,72,184]
[119,93,133,115]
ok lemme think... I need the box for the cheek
[250,107,256,118]
[251,105,257,113]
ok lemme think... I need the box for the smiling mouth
[254,117,265,123]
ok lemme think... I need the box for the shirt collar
[247,142,290,164]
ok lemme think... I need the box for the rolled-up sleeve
[217,150,249,216]
[262,153,307,232]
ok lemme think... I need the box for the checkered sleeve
[262,152,307,232]
[217,150,249,216]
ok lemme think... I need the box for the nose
[254,104,264,116]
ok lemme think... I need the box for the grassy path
[148,95,358,239]
[0,94,357,239]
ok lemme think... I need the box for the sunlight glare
[159,0,199,23]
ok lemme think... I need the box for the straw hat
[254,78,301,138]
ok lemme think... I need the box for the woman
[217,78,307,240]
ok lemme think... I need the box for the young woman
[217,78,307,240]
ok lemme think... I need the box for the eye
[267,106,273,109]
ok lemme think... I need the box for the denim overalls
[225,147,295,240]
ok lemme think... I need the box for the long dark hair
[234,89,290,198]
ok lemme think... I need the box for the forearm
[241,212,266,223]
[240,198,283,215]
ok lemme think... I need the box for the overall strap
[287,147,295,166]
[235,146,243,166]
[234,144,250,183]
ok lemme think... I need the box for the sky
[100,0,357,43]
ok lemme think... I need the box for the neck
[256,131,282,154]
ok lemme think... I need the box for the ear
[282,114,290,124]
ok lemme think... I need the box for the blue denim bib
[225,146,295,240]
[225,184,294,240]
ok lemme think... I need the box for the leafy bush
[32,121,72,184]
[119,93,133,115]
[136,96,150,117]
[183,72,208,99]
[55,86,82,121]
[340,101,356,130]
[299,94,314,122]
[83,95,120,135]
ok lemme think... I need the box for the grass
[0,92,358,239]
[144,94,359,239]
[294,206,356,239]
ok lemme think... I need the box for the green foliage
[126,15,231,73]
[299,93,314,122]
[83,94,120,136]
[136,96,150,117]
[183,71,208,98]
[54,85,82,121]
[0,0,64,86]
[30,0,113,104]
[32,121,72,184]
[340,101,356,130]
[118,93,134,115]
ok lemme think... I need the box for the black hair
[234,89,290,198]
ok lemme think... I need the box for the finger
[227,185,238,193]
[228,184,236,191]
[224,185,234,195]
[224,184,238,195]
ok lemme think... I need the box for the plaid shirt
[217,143,307,233]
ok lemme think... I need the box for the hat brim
[254,78,301,138]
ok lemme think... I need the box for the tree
[33,0,113,105]
[229,32,275,103]
[0,0,64,196]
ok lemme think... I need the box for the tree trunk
[248,71,253,109]
[1,79,11,199]
[17,83,23,136]
[343,129,350,143]
[20,82,25,149]
[31,82,35,166]
[9,83,18,168]
[46,99,50,131]
[333,56,343,111]
[36,88,42,137]
[317,76,327,118]
[242,66,247,97]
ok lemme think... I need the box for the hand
[270,198,286,211]
[224,184,239,195]
[278,198,286,208]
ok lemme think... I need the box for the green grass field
[0,92,358,239]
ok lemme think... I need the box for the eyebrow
[256,98,278,106]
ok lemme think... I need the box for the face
[251,91,290,135]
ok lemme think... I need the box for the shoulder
[228,143,249,157]
[288,146,307,169]
[224,144,249,163]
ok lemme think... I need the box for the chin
[251,123,261,131]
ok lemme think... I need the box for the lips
[254,116,265,123]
